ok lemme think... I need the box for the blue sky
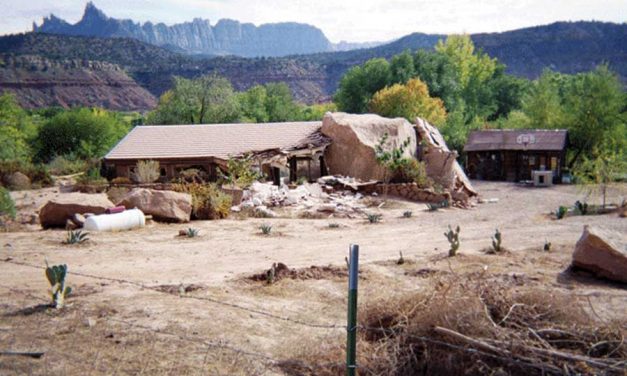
[1,0,625,42]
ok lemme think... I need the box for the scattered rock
[39,193,114,228]
[317,203,337,213]
[572,225,627,283]
[414,117,477,199]
[117,188,192,223]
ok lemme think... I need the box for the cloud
[2,0,625,42]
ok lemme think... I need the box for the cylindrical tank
[83,208,145,232]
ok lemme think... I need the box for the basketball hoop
[517,134,536,149]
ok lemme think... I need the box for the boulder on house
[572,225,627,283]
[39,193,114,228]
[321,112,417,181]
[117,188,192,223]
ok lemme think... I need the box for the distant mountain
[32,2,333,57]
[0,54,156,110]
[1,21,625,109]
[332,40,387,52]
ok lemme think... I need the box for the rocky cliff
[0,55,157,110]
[33,2,332,57]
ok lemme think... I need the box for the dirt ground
[1,181,625,375]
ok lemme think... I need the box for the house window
[160,168,167,177]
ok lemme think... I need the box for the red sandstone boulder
[39,193,114,228]
[117,188,192,223]
[572,225,627,283]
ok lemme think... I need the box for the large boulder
[415,117,477,198]
[321,112,417,181]
[572,225,627,283]
[39,193,114,228]
[117,188,192,223]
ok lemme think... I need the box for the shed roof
[464,129,568,152]
[105,121,327,160]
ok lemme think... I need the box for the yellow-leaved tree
[369,78,447,125]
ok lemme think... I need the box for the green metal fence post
[346,244,359,376]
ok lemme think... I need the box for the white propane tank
[83,208,146,232]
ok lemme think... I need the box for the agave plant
[260,224,272,235]
[185,228,200,238]
[45,262,72,309]
[65,230,89,245]
[366,213,382,224]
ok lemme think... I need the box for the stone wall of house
[364,183,451,203]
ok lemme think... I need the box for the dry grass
[282,269,626,375]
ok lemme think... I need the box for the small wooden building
[103,121,330,184]
[464,129,568,183]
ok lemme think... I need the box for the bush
[47,155,88,176]
[218,154,262,189]
[111,176,132,185]
[0,160,53,188]
[173,183,232,220]
[76,166,107,186]
[0,186,16,220]
[396,159,432,188]
[132,160,160,183]
[177,168,208,184]
[106,186,129,204]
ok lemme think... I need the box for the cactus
[402,210,413,218]
[260,224,272,235]
[64,230,89,245]
[367,213,382,223]
[45,262,72,309]
[444,225,461,257]
[491,229,503,253]
[266,263,276,284]
[543,239,552,252]
[397,251,405,265]
[185,228,200,238]
[574,200,589,215]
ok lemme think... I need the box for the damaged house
[103,121,330,184]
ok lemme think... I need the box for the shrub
[0,186,16,220]
[111,176,132,185]
[218,154,262,189]
[177,168,208,184]
[555,206,568,219]
[47,155,88,175]
[106,186,129,204]
[64,230,89,245]
[132,160,160,183]
[173,183,232,220]
[45,262,72,309]
[76,166,107,186]
[396,159,432,188]
[444,225,460,257]
[260,223,272,235]
[402,210,413,218]
[544,239,552,252]
[367,213,382,223]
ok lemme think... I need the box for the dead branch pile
[282,271,626,375]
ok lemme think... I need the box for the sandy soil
[0,181,625,375]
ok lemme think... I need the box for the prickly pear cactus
[444,225,461,257]
[45,262,72,309]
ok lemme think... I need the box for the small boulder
[39,193,114,228]
[6,172,31,190]
[572,225,627,283]
[117,188,192,223]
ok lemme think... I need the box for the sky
[1,0,625,43]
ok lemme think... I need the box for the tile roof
[105,121,325,160]
[464,129,568,152]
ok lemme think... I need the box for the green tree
[574,148,626,208]
[147,75,240,125]
[521,70,566,129]
[238,85,269,123]
[264,83,299,122]
[369,78,447,125]
[36,108,129,162]
[334,58,391,113]
[0,93,35,161]
[390,50,415,84]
